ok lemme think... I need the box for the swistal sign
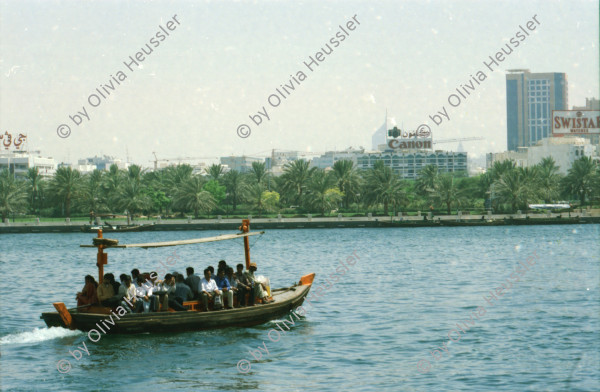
[552,110,600,135]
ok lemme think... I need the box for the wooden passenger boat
[80,222,155,233]
[42,220,315,333]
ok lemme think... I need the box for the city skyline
[1,0,598,167]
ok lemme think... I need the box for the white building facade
[0,151,56,178]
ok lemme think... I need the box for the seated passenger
[76,275,98,307]
[185,267,201,299]
[106,273,121,297]
[131,268,141,288]
[174,274,193,303]
[120,274,137,313]
[134,276,157,313]
[215,268,234,309]
[244,263,273,305]
[234,264,254,307]
[226,266,241,308]
[234,264,251,307]
[97,273,116,307]
[199,268,222,311]
[157,274,187,312]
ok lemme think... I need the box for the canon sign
[388,139,432,149]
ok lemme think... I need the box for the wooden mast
[96,228,107,284]
[240,219,251,269]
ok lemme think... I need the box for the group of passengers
[75,260,273,313]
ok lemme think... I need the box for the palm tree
[249,161,269,185]
[480,160,518,211]
[494,169,536,213]
[434,173,463,215]
[332,160,361,208]
[26,167,43,216]
[142,169,172,215]
[102,164,124,212]
[165,164,194,189]
[78,170,106,216]
[116,179,152,224]
[415,165,438,196]
[280,160,316,206]
[127,164,145,184]
[247,183,267,217]
[489,160,517,182]
[0,169,28,221]
[562,156,597,208]
[173,176,216,218]
[306,169,341,215]
[206,164,225,183]
[222,170,247,211]
[48,166,81,218]
[364,160,404,215]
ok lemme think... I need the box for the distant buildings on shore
[487,136,597,175]
[0,150,56,178]
[2,69,597,180]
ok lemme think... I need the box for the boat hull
[41,282,313,334]
[80,224,155,233]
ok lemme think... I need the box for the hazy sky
[1,0,598,167]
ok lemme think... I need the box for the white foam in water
[0,327,82,345]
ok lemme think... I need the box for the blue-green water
[1,225,599,391]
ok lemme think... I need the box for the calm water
[0,225,599,392]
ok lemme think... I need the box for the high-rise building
[371,111,388,150]
[506,70,568,151]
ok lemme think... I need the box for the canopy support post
[240,219,251,270]
[96,229,107,284]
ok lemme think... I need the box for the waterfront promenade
[1,211,599,234]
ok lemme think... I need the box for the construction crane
[433,137,484,144]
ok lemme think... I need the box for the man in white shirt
[134,276,156,313]
[119,274,137,313]
[199,268,222,311]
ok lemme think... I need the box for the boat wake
[0,327,82,345]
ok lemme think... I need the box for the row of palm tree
[1,156,598,221]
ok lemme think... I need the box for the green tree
[173,176,216,218]
[203,179,226,206]
[536,157,561,203]
[127,164,145,184]
[495,168,537,213]
[306,169,341,215]
[0,170,28,221]
[364,160,404,215]
[102,164,125,212]
[26,167,43,216]
[280,160,315,206]
[48,166,81,218]
[223,170,247,211]
[117,178,152,225]
[165,164,194,189]
[206,164,225,183]
[415,165,439,196]
[261,190,280,213]
[250,161,269,185]
[247,183,266,217]
[561,156,597,208]
[332,160,361,208]
[434,173,464,215]
[78,169,106,216]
